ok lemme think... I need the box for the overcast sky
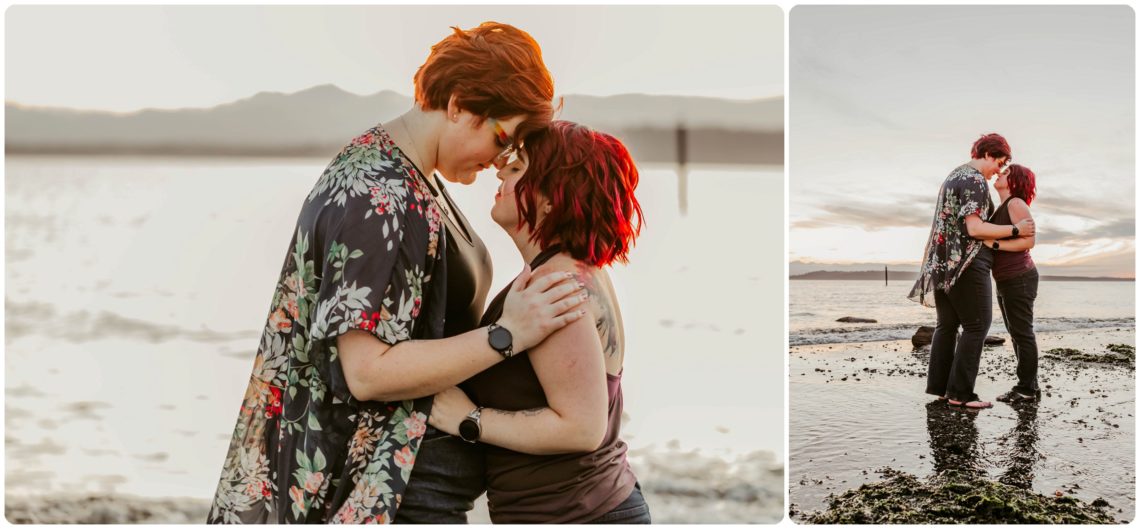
[5,5,783,112]
[790,5,1135,277]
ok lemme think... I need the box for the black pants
[927,248,993,402]
[394,427,486,524]
[996,268,1040,395]
[588,483,652,524]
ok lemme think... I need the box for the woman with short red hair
[982,164,1040,403]
[209,23,588,524]
[910,133,1036,410]
[428,121,651,523]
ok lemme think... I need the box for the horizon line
[4,85,786,116]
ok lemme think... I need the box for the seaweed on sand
[1043,344,1135,369]
[801,469,1119,524]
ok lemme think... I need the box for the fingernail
[579,309,587,316]
[577,281,585,289]
[580,292,589,301]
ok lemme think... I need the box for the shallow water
[789,328,1136,522]
[791,280,1135,346]
[5,155,785,501]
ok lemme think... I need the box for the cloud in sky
[790,200,930,231]
[790,5,1134,276]
[5,5,783,112]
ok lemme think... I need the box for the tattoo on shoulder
[573,262,620,358]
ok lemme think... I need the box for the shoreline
[790,326,1136,523]
[5,448,783,524]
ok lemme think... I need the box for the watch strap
[488,323,514,358]
[459,406,484,443]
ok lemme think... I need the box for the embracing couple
[910,133,1041,410]
[208,22,649,524]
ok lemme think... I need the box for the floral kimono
[908,164,994,307]
[208,127,447,524]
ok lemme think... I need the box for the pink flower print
[285,294,300,321]
[289,485,307,513]
[303,471,325,495]
[393,446,415,470]
[403,413,427,440]
[284,274,308,298]
[370,187,393,216]
[269,308,292,333]
[335,507,356,524]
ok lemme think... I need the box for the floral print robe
[909,164,994,307]
[208,127,447,524]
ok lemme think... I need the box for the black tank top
[461,246,637,523]
[432,175,493,338]
[988,197,1035,281]
[394,176,494,523]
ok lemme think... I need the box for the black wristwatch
[458,406,483,443]
[487,323,514,358]
[1011,225,1020,238]
[992,240,1000,250]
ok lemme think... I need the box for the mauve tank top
[989,197,1036,281]
[460,246,637,524]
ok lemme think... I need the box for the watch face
[459,418,480,442]
[489,326,512,351]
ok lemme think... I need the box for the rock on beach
[911,325,1005,347]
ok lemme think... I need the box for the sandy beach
[5,448,782,524]
[789,326,1135,523]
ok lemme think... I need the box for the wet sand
[5,448,783,524]
[789,327,1135,523]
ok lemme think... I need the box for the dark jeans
[393,426,486,524]
[927,248,993,402]
[996,268,1040,394]
[588,483,652,524]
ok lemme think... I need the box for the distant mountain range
[791,270,1135,282]
[6,85,782,164]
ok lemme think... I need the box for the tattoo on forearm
[497,407,545,417]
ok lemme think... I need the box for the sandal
[996,389,1037,403]
[948,399,993,409]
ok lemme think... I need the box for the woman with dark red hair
[428,121,651,523]
[982,164,1040,403]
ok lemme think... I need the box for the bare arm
[428,261,613,454]
[427,311,608,454]
[965,213,1035,240]
[338,268,587,402]
[479,308,609,454]
[982,199,1036,251]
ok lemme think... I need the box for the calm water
[791,280,1135,346]
[790,279,1136,520]
[5,155,784,499]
